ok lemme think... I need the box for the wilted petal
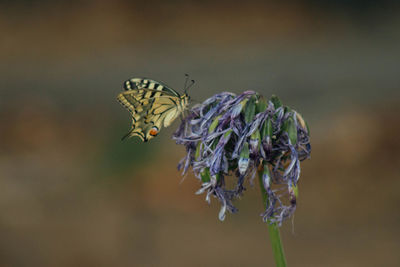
[173,90,310,225]
[218,201,227,221]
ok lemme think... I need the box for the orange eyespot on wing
[149,127,159,136]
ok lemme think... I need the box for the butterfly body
[117,78,189,142]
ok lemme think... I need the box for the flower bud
[282,114,297,145]
[244,96,256,124]
[296,112,309,134]
[256,96,268,113]
[195,142,202,160]
[261,118,273,158]
[208,115,222,134]
[249,130,261,155]
[238,142,250,175]
[262,164,272,191]
[231,99,247,118]
[270,94,282,109]
[200,168,211,183]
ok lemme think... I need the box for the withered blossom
[173,91,311,225]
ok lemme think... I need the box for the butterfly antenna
[185,79,195,95]
[183,73,189,92]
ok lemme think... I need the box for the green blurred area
[0,1,399,266]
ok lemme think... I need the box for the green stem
[258,168,287,267]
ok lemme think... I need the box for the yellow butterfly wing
[117,78,189,142]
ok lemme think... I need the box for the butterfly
[117,77,193,142]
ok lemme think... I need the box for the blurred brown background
[1,0,400,266]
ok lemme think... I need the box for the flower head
[173,91,311,225]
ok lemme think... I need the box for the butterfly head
[182,92,190,100]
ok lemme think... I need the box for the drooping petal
[173,90,311,226]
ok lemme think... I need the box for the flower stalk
[258,165,287,267]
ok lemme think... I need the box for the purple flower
[173,92,311,225]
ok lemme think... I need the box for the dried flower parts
[173,91,311,225]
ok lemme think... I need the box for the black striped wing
[117,78,186,142]
[124,78,180,97]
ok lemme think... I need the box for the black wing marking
[123,78,180,97]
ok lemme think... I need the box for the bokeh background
[1,0,400,266]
